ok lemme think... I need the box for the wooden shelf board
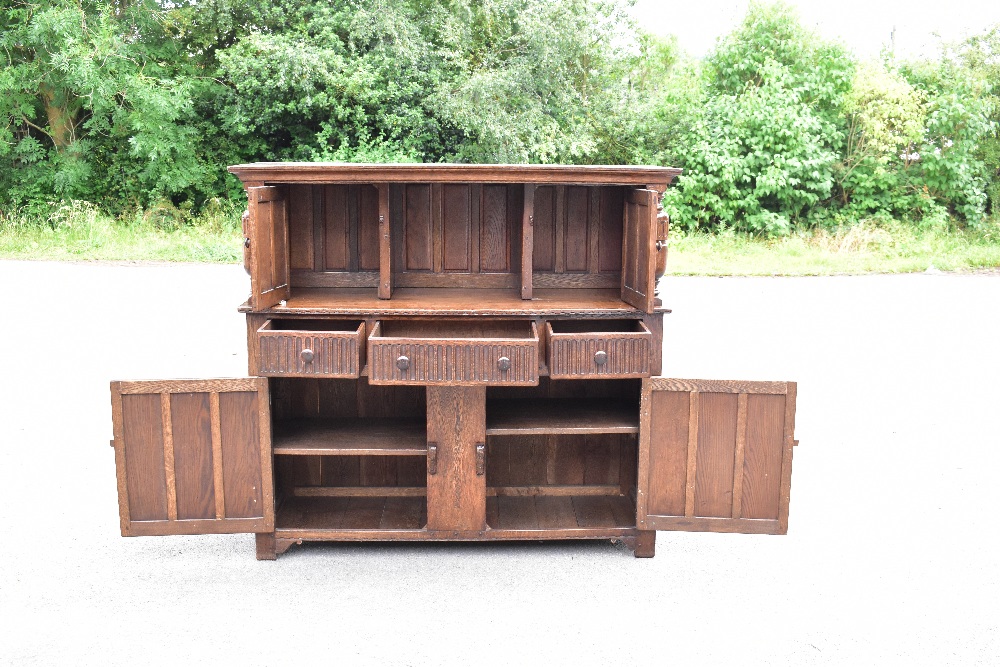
[275,494,635,534]
[486,398,639,435]
[486,494,636,531]
[273,419,426,456]
[277,496,427,531]
[241,288,641,316]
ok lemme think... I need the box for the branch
[19,115,53,141]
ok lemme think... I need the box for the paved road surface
[1,261,997,665]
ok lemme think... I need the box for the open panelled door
[621,189,658,312]
[110,378,273,536]
[638,378,797,535]
[247,185,290,309]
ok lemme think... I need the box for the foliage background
[2,0,998,237]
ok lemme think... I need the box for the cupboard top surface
[229,162,681,186]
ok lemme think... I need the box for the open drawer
[368,320,539,386]
[257,319,365,377]
[546,319,652,379]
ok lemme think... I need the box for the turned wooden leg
[633,530,656,558]
[255,533,277,561]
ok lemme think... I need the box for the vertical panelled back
[530,186,625,289]
[443,184,473,272]
[481,185,512,272]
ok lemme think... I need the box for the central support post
[425,386,487,532]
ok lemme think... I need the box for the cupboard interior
[284,182,627,292]
[270,376,641,532]
[485,377,639,530]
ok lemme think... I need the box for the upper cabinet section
[229,164,680,315]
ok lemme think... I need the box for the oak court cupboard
[108,163,798,559]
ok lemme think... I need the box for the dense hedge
[2,1,998,234]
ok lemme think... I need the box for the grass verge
[2,201,999,274]
[668,218,1000,275]
[0,201,242,263]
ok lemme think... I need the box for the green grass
[668,218,1000,275]
[3,201,1000,274]
[0,201,243,263]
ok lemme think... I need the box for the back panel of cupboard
[284,183,626,289]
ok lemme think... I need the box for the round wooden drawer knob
[300,349,314,363]
[594,350,608,366]
[497,357,511,371]
[396,355,410,371]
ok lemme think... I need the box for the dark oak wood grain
[110,163,803,560]
[426,386,487,531]
[110,378,273,537]
[637,378,797,536]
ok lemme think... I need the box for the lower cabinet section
[263,378,644,555]
[110,375,796,560]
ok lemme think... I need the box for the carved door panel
[638,378,798,534]
[110,378,273,536]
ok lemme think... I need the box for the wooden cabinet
[109,164,798,559]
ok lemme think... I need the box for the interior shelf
[275,494,634,533]
[485,398,639,435]
[242,288,643,316]
[277,495,427,531]
[486,494,635,530]
[273,419,427,456]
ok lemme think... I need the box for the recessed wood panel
[358,185,380,271]
[645,390,687,517]
[405,184,433,271]
[271,195,287,290]
[694,393,738,518]
[122,393,168,521]
[276,455,427,490]
[552,435,586,485]
[443,184,471,271]
[565,186,589,271]
[481,185,510,272]
[741,394,785,519]
[323,185,349,270]
[512,437,549,485]
[219,391,263,519]
[288,185,314,270]
[533,186,555,271]
[360,456,396,487]
[599,187,624,272]
[170,392,216,520]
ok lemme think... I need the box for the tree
[0,0,203,209]
[662,2,853,234]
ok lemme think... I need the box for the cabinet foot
[257,533,299,559]
[633,530,655,558]
[255,533,276,560]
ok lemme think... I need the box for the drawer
[368,320,539,386]
[546,320,652,379]
[257,319,365,377]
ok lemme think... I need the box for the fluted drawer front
[547,320,652,379]
[368,321,538,386]
[257,320,365,377]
